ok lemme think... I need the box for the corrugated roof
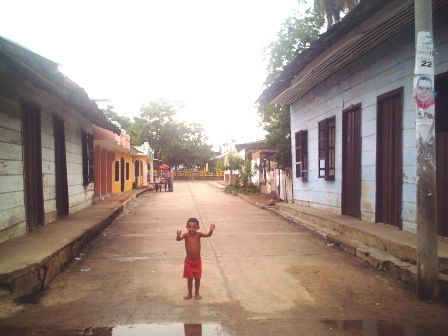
[259,0,447,106]
[0,36,120,134]
[235,140,274,152]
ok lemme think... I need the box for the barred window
[318,116,336,180]
[295,130,308,180]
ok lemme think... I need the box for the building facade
[0,37,119,243]
[260,1,448,236]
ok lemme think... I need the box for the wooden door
[342,104,361,218]
[436,74,448,236]
[376,88,403,228]
[21,102,44,228]
[53,116,69,217]
[120,157,125,192]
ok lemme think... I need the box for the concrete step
[276,203,448,271]
[272,204,448,299]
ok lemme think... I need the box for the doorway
[376,88,403,228]
[21,102,44,228]
[342,104,361,218]
[53,116,69,217]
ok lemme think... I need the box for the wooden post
[414,0,438,299]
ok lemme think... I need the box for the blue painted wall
[290,18,448,233]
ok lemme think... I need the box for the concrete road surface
[1,181,447,336]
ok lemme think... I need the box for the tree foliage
[312,0,358,29]
[263,8,324,87]
[259,7,324,168]
[223,152,244,186]
[102,100,214,169]
[259,1,359,168]
[239,160,257,189]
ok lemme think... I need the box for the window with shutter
[301,130,308,180]
[295,130,308,180]
[318,120,327,178]
[318,116,336,180]
[295,131,302,178]
[327,117,336,180]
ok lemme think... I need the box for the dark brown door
[53,116,69,217]
[342,104,361,218]
[436,74,448,236]
[376,88,403,228]
[21,102,44,228]
[120,157,125,192]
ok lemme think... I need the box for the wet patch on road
[320,319,448,336]
[0,323,228,336]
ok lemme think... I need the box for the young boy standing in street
[176,217,215,300]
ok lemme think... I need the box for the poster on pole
[414,31,434,75]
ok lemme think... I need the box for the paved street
[1,181,448,336]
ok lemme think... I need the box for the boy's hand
[176,230,182,240]
[210,224,215,232]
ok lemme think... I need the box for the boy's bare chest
[185,235,201,244]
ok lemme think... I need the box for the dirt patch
[244,191,279,206]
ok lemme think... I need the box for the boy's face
[186,221,199,235]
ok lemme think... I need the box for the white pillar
[143,160,148,186]
[149,159,154,184]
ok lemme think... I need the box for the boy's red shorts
[183,257,202,279]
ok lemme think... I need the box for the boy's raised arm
[176,230,184,241]
[202,224,215,237]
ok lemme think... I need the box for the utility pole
[414,0,438,299]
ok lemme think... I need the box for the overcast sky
[1,0,307,150]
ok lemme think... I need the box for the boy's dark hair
[187,217,199,225]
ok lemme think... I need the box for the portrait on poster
[413,75,435,119]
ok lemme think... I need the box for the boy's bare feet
[195,293,202,300]
[184,294,192,300]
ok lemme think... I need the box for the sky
[1,0,307,150]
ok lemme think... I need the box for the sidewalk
[0,188,148,299]
[236,193,448,300]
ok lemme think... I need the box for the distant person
[166,168,174,192]
[176,218,215,300]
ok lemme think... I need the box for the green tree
[102,100,214,169]
[223,153,244,186]
[239,160,257,189]
[102,105,133,134]
[215,159,224,172]
[263,8,324,87]
[139,100,179,160]
[312,0,358,29]
[259,8,324,168]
